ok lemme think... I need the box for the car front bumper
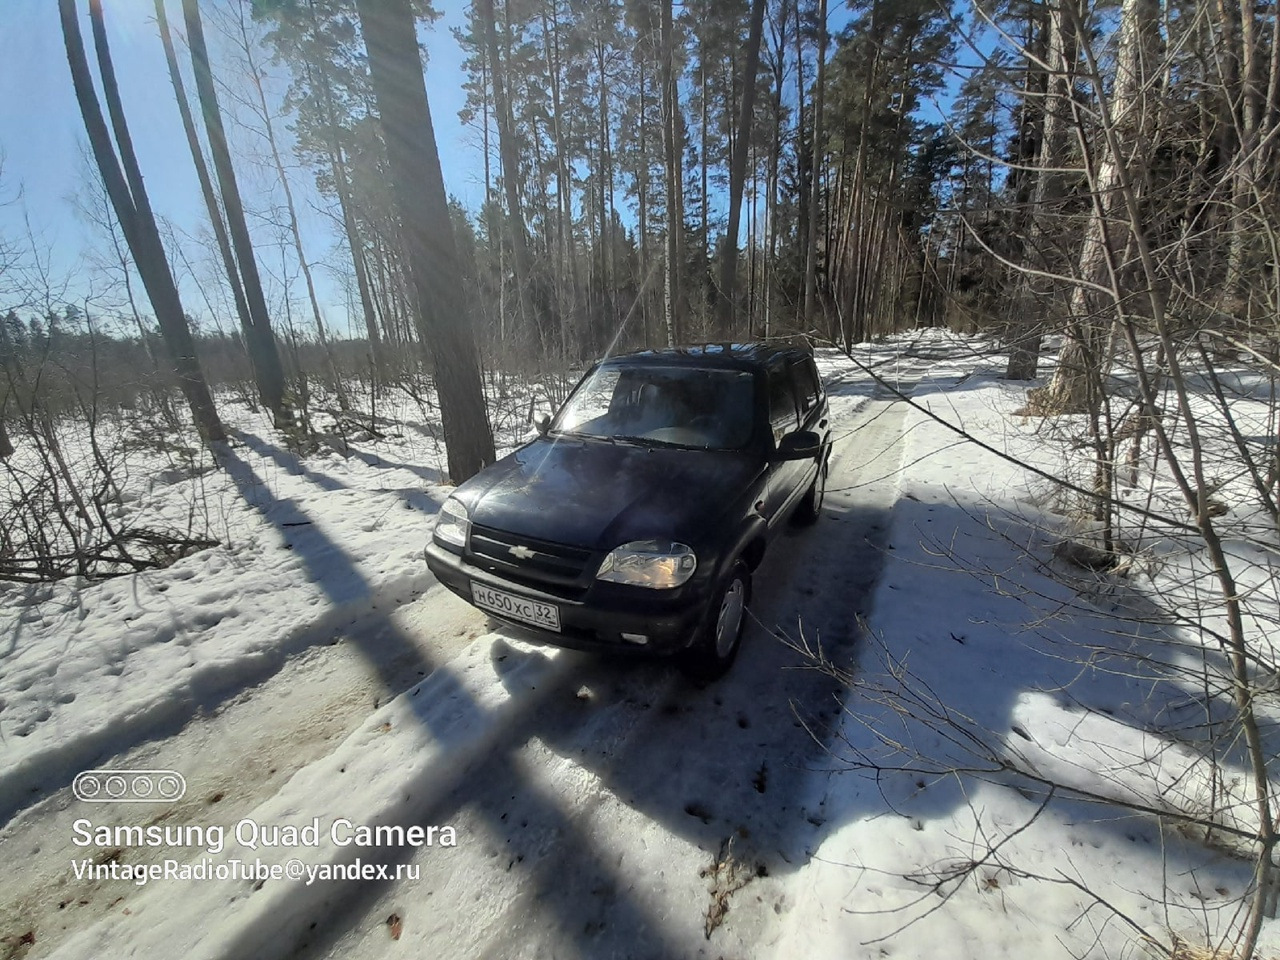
[424,541,710,655]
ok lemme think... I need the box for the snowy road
[0,577,489,958]
[6,386,911,960]
[284,396,911,960]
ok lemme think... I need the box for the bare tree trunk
[181,0,287,425]
[716,0,767,333]
[700,57,710,276]
[355,0,495,481]
[541,0,574,348]
[596,31,614,354]
[764,0,789,341]
[1006,0,1072,380]
[637,46,652,344]
[793,0,808,288]
[231,4,349,411]
[65,0,224,443]
[152,0,253,363]
[803,0,827,325]
[660,0,683,346]
[1221,0,1263,311]
[747,140,758,334]
[298,37,383,374]
[477,0,541,347]
[1032,0,1157,414]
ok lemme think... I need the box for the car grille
[466,525,595,597]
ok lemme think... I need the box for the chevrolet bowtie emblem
[509,545,536,560]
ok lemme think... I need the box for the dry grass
[700,837,764,939]
[1147,933,1280,960]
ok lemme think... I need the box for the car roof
[599,341,814,371]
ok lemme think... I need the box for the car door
[792,356,829,488]
[794,356,827,435]
[760,361,804,525]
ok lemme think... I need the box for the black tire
[792,456,827,526]
[680,561,751,681]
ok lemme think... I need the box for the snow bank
[777,362,1277,958]
[0,404,453,821]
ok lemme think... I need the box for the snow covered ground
[2,332,1277,959]
[781,337,1280,960]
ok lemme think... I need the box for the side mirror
[773,429,821,461]
[534,412,551,436]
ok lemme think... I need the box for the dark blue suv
[424,342,830,678]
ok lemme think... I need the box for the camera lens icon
[74,769,186,803]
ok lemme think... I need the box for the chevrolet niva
[424,341,830,679]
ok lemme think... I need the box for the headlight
[433,498,470,549]
[596,540,697,589]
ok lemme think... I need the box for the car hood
[456,436,763,551]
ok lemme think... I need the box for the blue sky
[0,0,480,332]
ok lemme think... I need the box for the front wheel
[679,561,751,681]
[792,457,827,526]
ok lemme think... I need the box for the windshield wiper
[600,434,648,447]
[612,435,700,450]
[553,431,702,451]
[551,429,621,446]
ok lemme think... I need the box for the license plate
[470,583,561,632]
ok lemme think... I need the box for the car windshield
[553,364,756,450]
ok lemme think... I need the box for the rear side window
[795,359,822,415]
[767,367,798,443]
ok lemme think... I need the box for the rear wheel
[680,561,751,681]
[793,457,827,526]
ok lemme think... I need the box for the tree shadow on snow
[235,430,348,493]
[216,446,695,960]
[796,494,1272,931]
[215,406,1263,957]
[344,447,446,486]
